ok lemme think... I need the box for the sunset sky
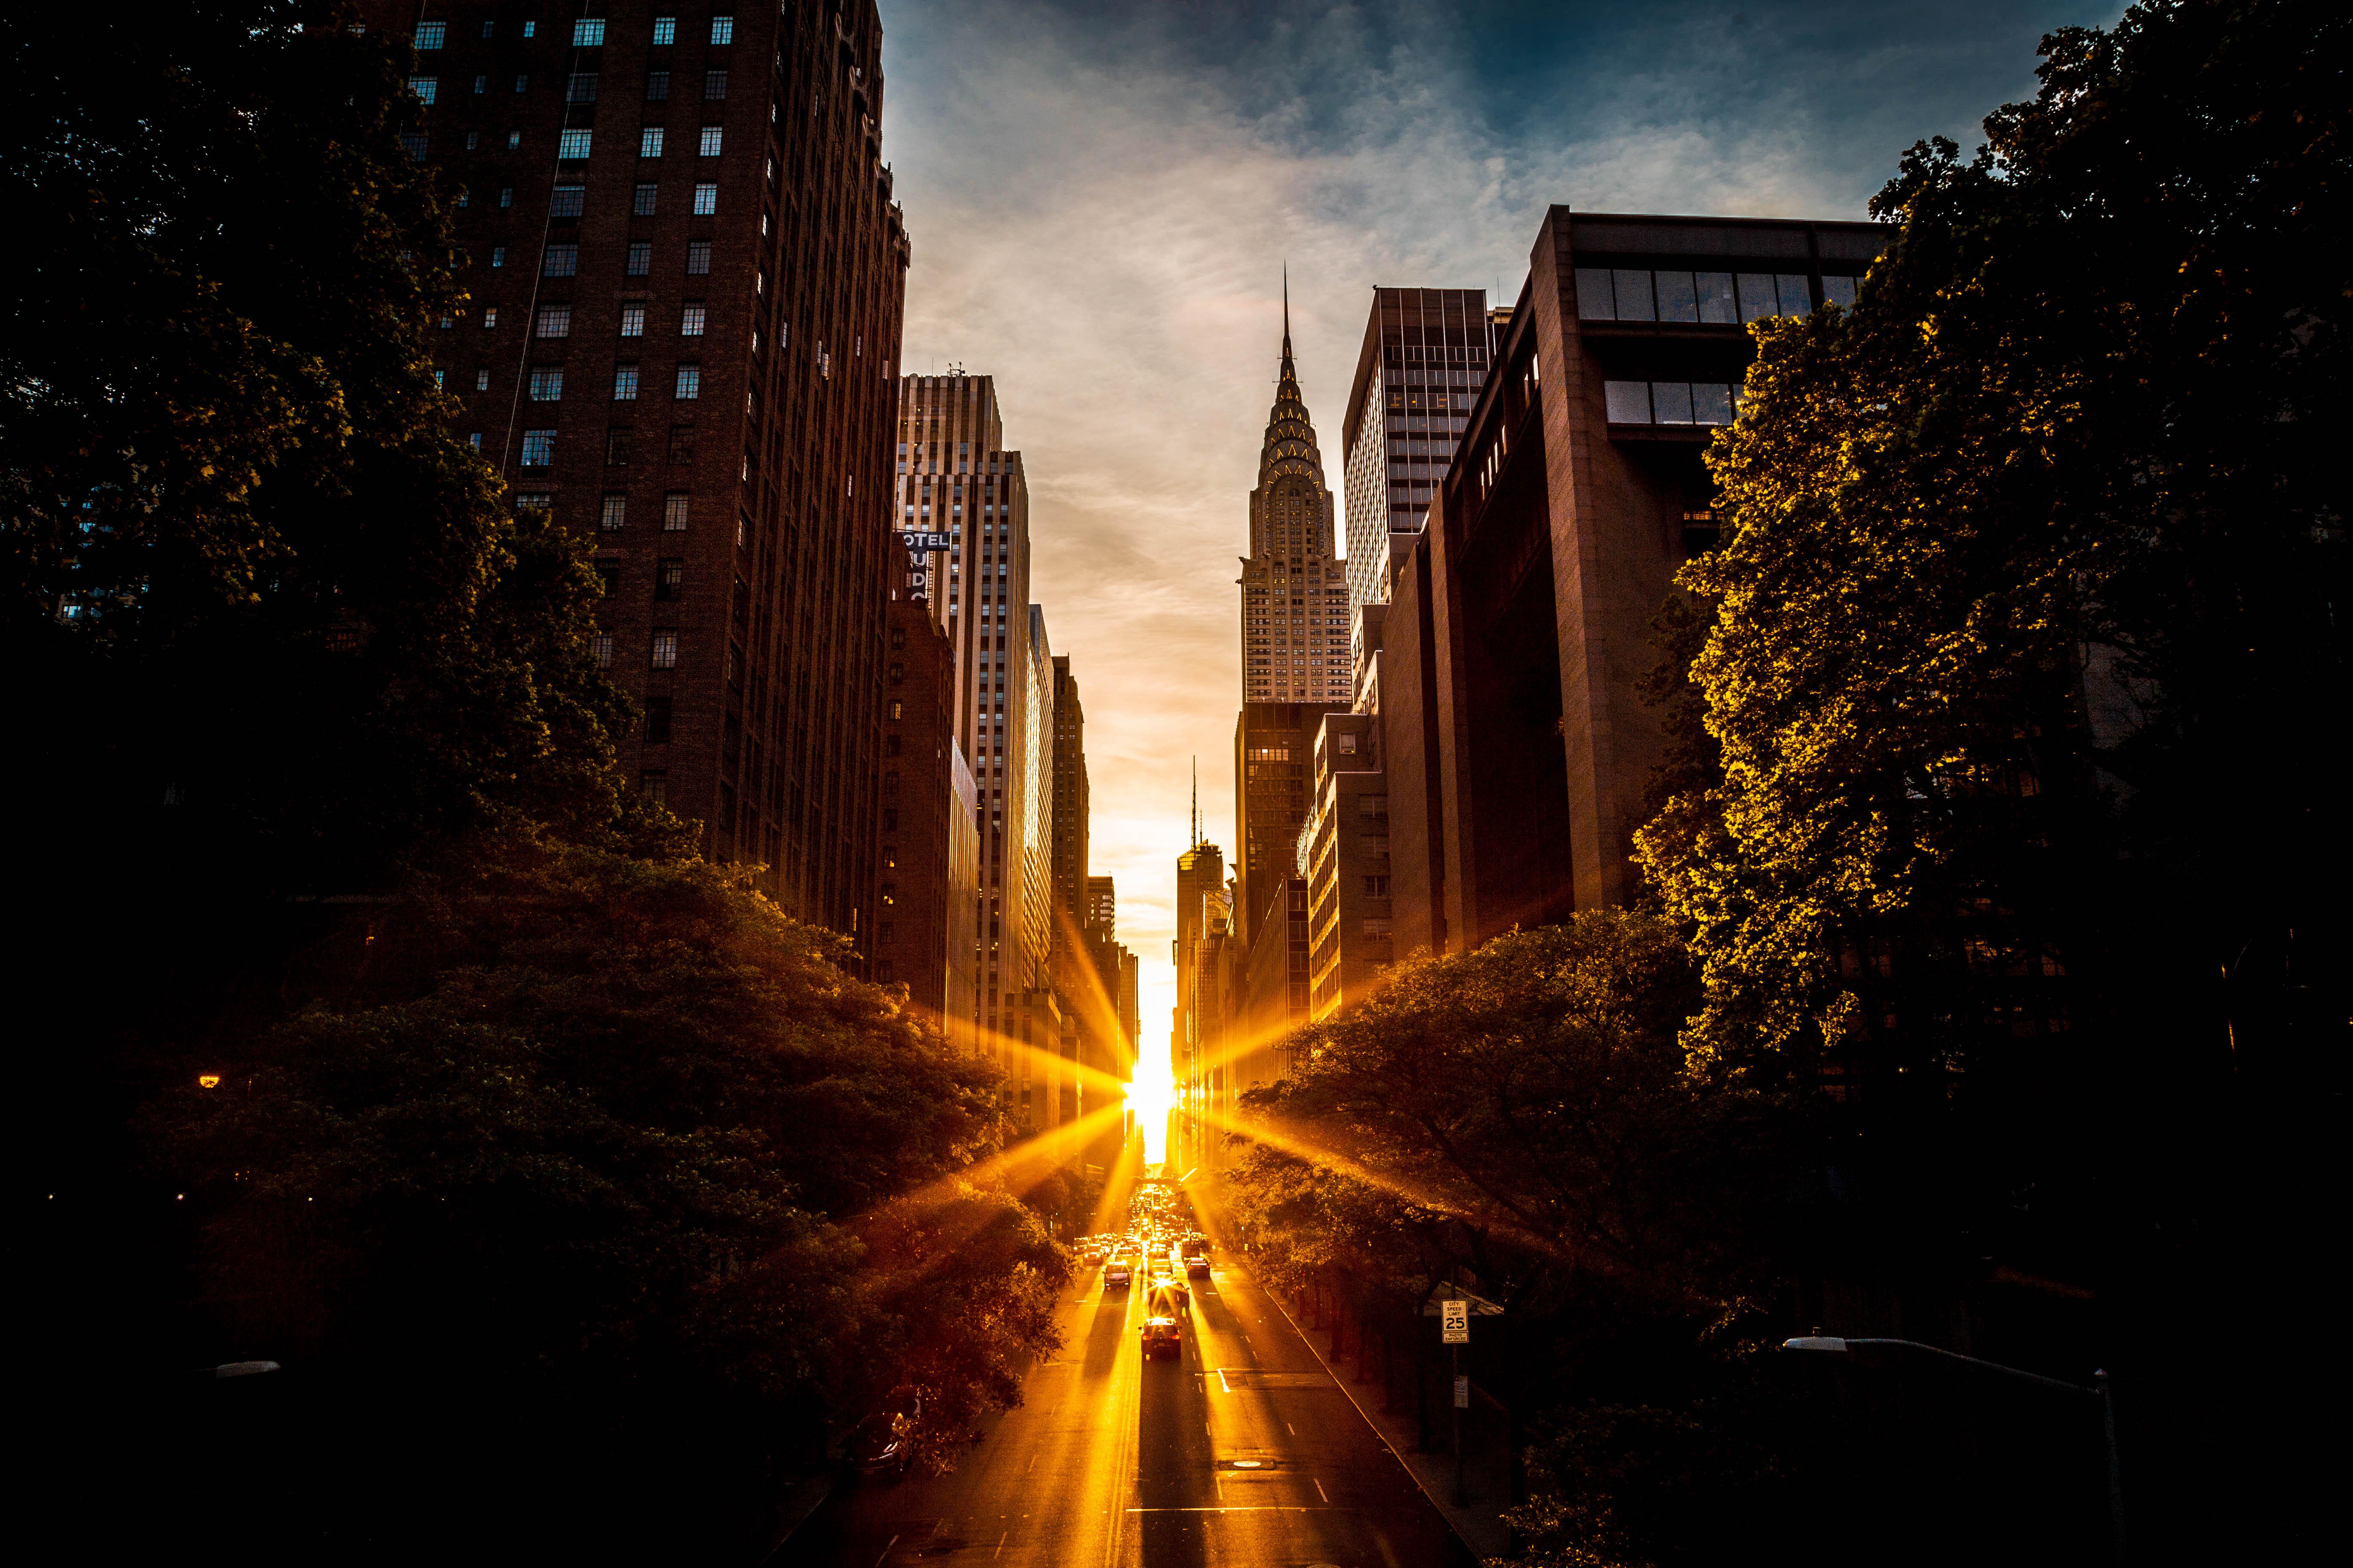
[878,0,2119,1055]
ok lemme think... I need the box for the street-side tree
[4,5,635,890]
[1637,0,2348,1094]
[147,837,1059,1535]
[1229,914,1820,1566]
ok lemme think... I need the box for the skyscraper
[374,0,910,947]
[892,374,1044,1042]
[1051,656,1090,947]
[1239,285,1351,708]
[1235,293,1349,954]
[1339,289,1491,684]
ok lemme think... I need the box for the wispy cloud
[878,0,2121,1039]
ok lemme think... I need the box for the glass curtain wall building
[1338,288,1491,686]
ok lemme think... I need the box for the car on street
[1140,1316,1182,1361]
[845,1412,909,1482]
[1186,1254,1210,1278]
[1104,1258,1132,1289]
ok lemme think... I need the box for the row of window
[519,362,705,402]
[413,16,735,50]
[410,71,731,103]
[532,181,720,220]
[1576,267,1860,325]
[1603,380,1745,427]
[587,630,686,669]
[491,239,716,278]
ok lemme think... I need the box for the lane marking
[1316,1478,1330,1502]
[1124,1507,1342,1513]
[993,1531,1008,1560]
[875,1534,899,1568]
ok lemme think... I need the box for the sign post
[1424,1285,1502,1508]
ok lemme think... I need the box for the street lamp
[1782,1335,2125,1563]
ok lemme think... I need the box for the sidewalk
[1262,1267,1517,1562]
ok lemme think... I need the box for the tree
[1229,914,1817,1568]
[1631,2,2347,1557]
[4,5,636,892]
[146,837,1062,1545]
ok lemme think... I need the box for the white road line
[1316,1478,1330,1502]
[993,1531,1008,1560]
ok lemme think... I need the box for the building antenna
[1191,758,1200,848]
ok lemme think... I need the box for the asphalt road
[788,1201,1471,1568]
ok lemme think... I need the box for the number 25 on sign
[1441,1298,1469,1344]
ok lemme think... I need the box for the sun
[1124,1058,1175,1165]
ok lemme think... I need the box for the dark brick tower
[370,2,909,952]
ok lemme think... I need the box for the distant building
[877,597,980,1049]
[892,374,1045,1042]
[1240,288,1352,709]
[1302,712,1392,1019]
[1051,657,1091,950]
[1233,703,1343,1005]
[1383,208,1882,948]
[1339,288,1493,688]
[369,0,912,949]
[1173,840,1235,1172]
[1086,876,1117,935]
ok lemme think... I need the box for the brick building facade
[374,1,909,950]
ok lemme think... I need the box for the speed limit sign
[1441,1298,1469,1344]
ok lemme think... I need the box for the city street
[787,1183,1472,1568]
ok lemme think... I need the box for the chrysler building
[1239,288,1350,706]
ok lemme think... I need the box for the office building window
[591,632,614,667]
[692,181,717,215]
[542,243,577,277]
[605,429,632,466]
[654,558,684,601]
[666,427,695,465]
[704,69,728,100]
[698,126,723,157]
[557,129,592,160]
[550,184,586,218]
[625,241,651,277]
[414,20,445,48]
[633,183,657,216]
[639,127,664,158]
[1822,275,1860,310]
[651,631,678,668]
[663,493,690,530]
[474,369,490,391]
[600,494,627,531]
[613,363,639,400]
[570,18,605,46]
[620,304,646,337]
[640,769,667,804]
[645,71,670,101]
[1604,380,1651,423]
[685,240,711,274]
[534,304,571,338]
[519,430,555,466]
[680,303,707,336]
[528,366,563,400]
[408,75,437,104]
[565,72,598,104]
[674,363,700,400]
[709,16,734,44]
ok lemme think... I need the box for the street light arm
[1782,1335,2099,1397]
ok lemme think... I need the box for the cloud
[876,0,2123,1047]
